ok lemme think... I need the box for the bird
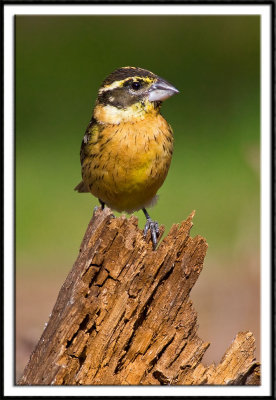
[75,66,179,249]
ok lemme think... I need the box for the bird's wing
[80,117,99,164]
[75,117,103,193]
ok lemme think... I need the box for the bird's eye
[131,81,141,90]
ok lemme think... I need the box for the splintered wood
[18,208,260,385]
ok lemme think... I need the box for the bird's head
[94,66,179,124]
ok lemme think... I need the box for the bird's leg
[99,199,105,210]
[142,208,160,250]
[93,199,105,215]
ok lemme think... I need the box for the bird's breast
[82,113,174,211]
[104,114,173,182]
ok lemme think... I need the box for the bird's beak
[148,77,179,102]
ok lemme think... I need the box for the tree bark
[18,208,260,385]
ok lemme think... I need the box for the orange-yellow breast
[82,113,173,212]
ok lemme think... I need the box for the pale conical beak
[148,78,179,102]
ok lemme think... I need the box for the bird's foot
[93,205,101,216]
[93,199,106,216]
[93,204,115,218]
[143,218,160,250]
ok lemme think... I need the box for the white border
[4,4,272,397]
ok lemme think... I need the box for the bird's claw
[93,205,100,215]
[93,205,115,218]
[143,219,160,250]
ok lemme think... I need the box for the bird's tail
[74,181,89,193]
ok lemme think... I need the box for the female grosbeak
[75,66,179,249]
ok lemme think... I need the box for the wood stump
[18,208,260,385]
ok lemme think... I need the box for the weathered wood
[18,208,260,385]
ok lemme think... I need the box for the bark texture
[18,208,260,385]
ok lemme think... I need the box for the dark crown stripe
[102,67,156,87]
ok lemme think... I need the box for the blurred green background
[16,15,260,380]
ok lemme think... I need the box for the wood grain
[18,208,260,385]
